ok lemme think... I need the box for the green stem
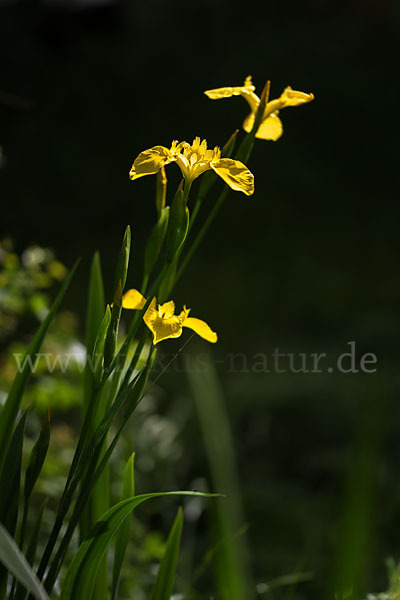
[188,194,202,232]
[175,187,228,287]
[119,330,149,393]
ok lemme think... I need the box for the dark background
[1,0,400,597]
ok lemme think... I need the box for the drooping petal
[122,289,146,310]
[183,317,218,343]
[204,78,260,114]
[204,85,250,99]
[279,87,314,107]
[210,158,254,196]
[264,87,314,116]
[129,146,175,180]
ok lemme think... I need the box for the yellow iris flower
[122,289,218,345]
[129,137,254,196]
[204,76,314,141]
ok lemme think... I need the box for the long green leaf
[0,411,29,597]
[0,410,28,533]
[40,369,147,591]
[25,410,50,501]
[92,305,111,388]
[85,252,105,363]
[81,251,105,543]
[60,492,216,600]
[150,507,183,600]
[80,253,107,599]
[83,252,105,409]
[111,453,135,600]
[14,500,48,600]
[85,383,111,600]
[0,260,79,472]
[112,225,131,297]
[187,350,252,600]
[0,524,49,600]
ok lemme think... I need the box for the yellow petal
[243,111,254,133]
[279,87,314,107]
[243,111,283,140]
[204,80,259,113]
[141,298,181,344]
[143,297,157,328]
[151,319,183,344]
[158,300,175,319]
[256,114,283,141]
[211,158,254,196]
[129,145,175,181]
[149,319,183,345]
[204,86,245,99]
[183,317,218,343]
[264,88,314,116]
[122,289,146,310]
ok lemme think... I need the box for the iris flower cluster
[124,76,314,345]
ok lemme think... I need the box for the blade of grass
[150,507,183,600]
[0,524,49,600]
[11,411,50,599]
[13,500,48,600]
[85,384,111,600]
[81,251,109,600]
[83,251,105,413]
[111,453,135,600]
[0,410,28,532]
[328,380,384,599]
[0,410,29,598]
[187,348,253,600]
[60,493,215,600]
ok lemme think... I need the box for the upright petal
[122,289,146,310]
[210,158,254,196]
[183,317,218,343]
[159,300,175,319]
[129,146,175,180]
